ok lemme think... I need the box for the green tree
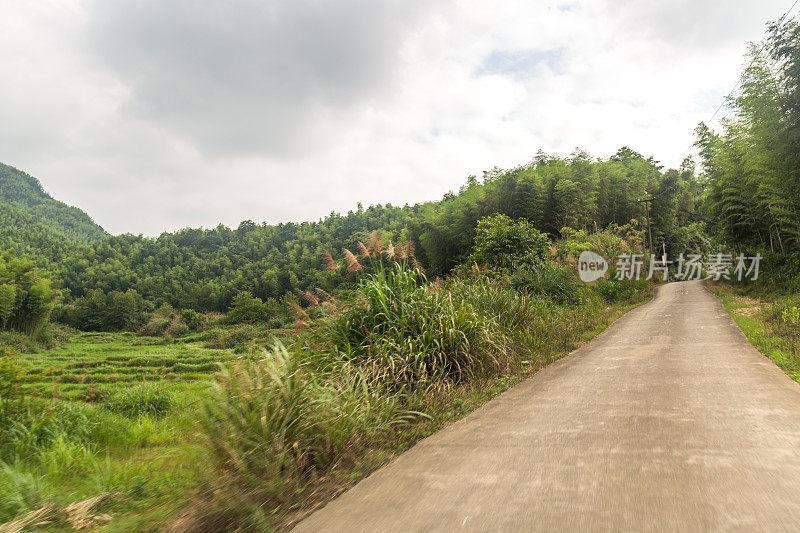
[226,291,270,324]
[0,250,61,335]
[470,214,549,270]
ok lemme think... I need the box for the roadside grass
[706,282,800,382]
[277,292,649,530]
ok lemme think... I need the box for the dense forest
[0,164,107,248]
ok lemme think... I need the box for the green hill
[0,163,107,261]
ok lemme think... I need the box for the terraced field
[19,332,233,401]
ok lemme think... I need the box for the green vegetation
[17,332,230,401]
[0,251,61,338]
[696,17,800,291]
[697,17,800,387]
[0,338,213,529]
[0,219,651,530]
[468,213,549,270]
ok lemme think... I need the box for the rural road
[294,281,800,531]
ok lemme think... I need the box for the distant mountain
[0,163,108,246]
[0,163,108,251]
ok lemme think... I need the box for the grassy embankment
[706,282,800,383]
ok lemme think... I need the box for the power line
[707,0,800,127]
[680,0,800,162]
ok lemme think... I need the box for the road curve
[294,281,800,532]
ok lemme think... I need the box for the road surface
[294,281,800,531]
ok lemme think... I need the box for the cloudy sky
[0,0,793,235]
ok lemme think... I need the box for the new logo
[578,251,607,282]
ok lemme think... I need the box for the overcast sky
[0,0,793,235]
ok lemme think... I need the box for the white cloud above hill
[0,0,791,234]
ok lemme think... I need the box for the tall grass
[199,341,406,510]
[510,261,583,304]
[450,278,544,333]
[101,381,176,419]
[174,259,654,530]
[316,264,507,385]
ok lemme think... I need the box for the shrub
[510,261,583,304]
[594,279,630,303]
[138,316,171,337]
[180,308,214,331]
[450,278,544,333]
[102,382,175,419]
[593,277,650,304]
[0,331,39,353]
[31,322,75,350]
[60,289,150,332]
[164,319,190,338]
[203,324,260,350]
[765,294,800,351]
[225,292,270,324]
[752,252,800,294]
[0,250,61,336]
[0,323,74,354]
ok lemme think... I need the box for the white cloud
[0,0,792,235]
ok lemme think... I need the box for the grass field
[19,333,230,401]
[1,332,246,530]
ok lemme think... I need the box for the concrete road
[294,281,800,532]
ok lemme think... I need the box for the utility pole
[638,192,654,255]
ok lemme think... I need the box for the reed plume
[365,231,385,255]
[314,288,331,301]
[412,257,425,275]
[322,250,338,271]
[343,249,363,274]
[300,290,319,307]
[399,241,424,274]
[288,301,310,320]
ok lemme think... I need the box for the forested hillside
[5,148,703,313]
[0,163,107,257]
